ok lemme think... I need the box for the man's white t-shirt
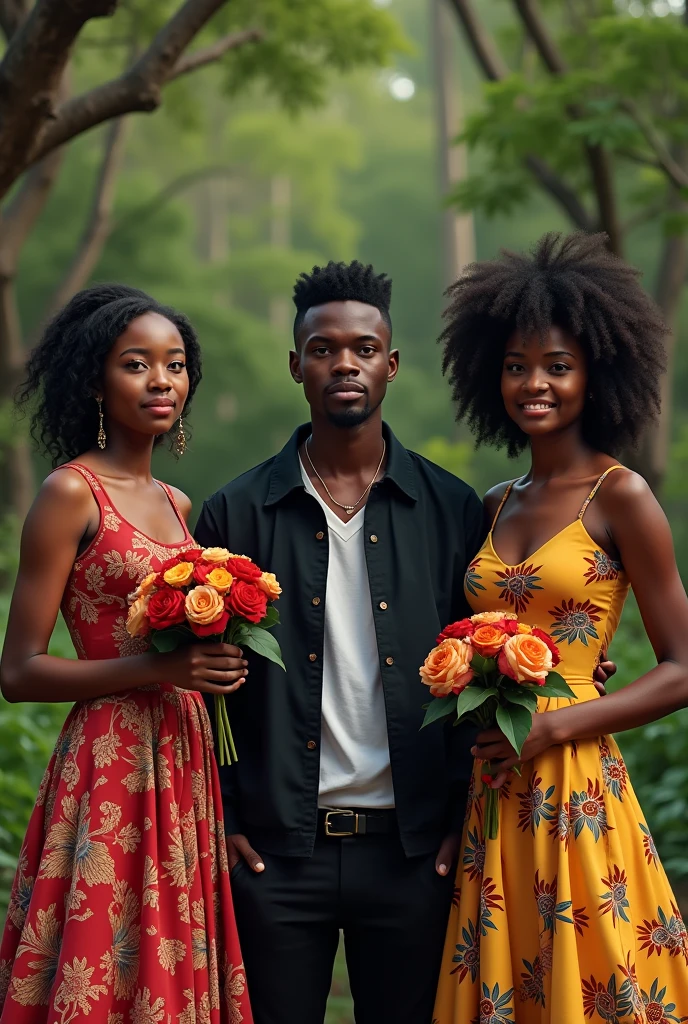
[300,460,395,809]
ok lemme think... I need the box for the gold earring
[175,415,186,456]
[97,397,106,450]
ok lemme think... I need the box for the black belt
[318,807,397,837]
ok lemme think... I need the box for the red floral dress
[0,463,252,1024]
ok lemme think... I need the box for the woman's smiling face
[501,326,588,442]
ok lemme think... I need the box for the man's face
[290,300,398,428]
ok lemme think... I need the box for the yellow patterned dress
[434,467,688,1024]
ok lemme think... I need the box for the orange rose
[126,594,150,637]
[471,624,509,658]
[185,585,226,626]
[257,572,282,600]
[420,638,474,696]
[204,567,234,595]
[129,571,157,602]
[163,561,194,588]
[201,547,231,565]
[502,632,552,684]
[471,611,517,625]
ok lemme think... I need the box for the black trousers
[230,828,455,1024]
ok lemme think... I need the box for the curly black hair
[17,283,202,466]
[292,260,392,339]
[441,232,668,457]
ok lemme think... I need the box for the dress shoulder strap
[156,480,191,537]
[52,462,109,507]
[578,465,626,519]
[490,480,517,531]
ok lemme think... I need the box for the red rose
[501,619,522,637]
[193,560,216,585]
[160,554,183,573]
[497,648,517,681]
[189,610,230,638]
[183,548,204,563]
[436,618,475,644]
[148,588,187,630]
[226,557,262,582]
[531,628,561,668]
[225,580,268,624]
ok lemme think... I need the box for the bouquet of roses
[126,547,284,765]
[419,611,574,838]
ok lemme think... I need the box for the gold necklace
[304,436,386,515]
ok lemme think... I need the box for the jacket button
[315,531,325,540]
[312,597,321,606]
[309,653,317,662]
[307,740,317,750]
[370,534,378,543]
[385,656,394,666]
[379,601,388,610]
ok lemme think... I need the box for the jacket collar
[265,422,418,507]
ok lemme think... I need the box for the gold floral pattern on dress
[11,903,62,1006]
[0,464,252,1024]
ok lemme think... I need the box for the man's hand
[227,833,265,873]
[435,833,461,876]
[593,656,617,697]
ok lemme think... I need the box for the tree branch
[0,0,119,199]
[509,0,622,253]
[0,0,30,41]
[44,117,128,319]
[170,28,261,80]
[446,0,509,80]
[30,3,261,167]
[109,164,235,239]
[447,0,595,232]
[620,99,688,192]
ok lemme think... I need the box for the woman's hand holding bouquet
[420,611,574,838]
[126,546,284,765]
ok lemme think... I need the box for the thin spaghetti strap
[491,481,516,531]
[52,462,108,506]
[157,480,191,535]
[578,465,626,519]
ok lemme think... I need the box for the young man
[195,261,612,1024]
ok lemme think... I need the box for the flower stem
[214,694,238,766]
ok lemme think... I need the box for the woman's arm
[475,470,688,769]
[0,471,247,703]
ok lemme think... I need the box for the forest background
[1,1,688,1019]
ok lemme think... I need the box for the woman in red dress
[0,284,253,1023]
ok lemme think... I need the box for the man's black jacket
[195,423,484,858]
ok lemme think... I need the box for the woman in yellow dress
[433,232,688,1023]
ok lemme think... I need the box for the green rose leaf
[241,625,286,670]
[151,628,189,653]
[421,694,458,728]
[536,671,576,698]
[503,687,539,712]
[457,686,498,720]
[470,653,496,676]
[258,605,280,630]
[495,702,533,758]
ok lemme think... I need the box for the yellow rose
[516,622,533,634]
[185,585,225,625]
[205,567,234,595]
[201,547,231,565]
[163,561,194,588]
[257,572,282,600]
[126,594,150,637]
[503,633,552,684]
[228,552,251,560]
[471,611,517,625]
[471,624,508,658]
[129,571,157,602]
[420,638,474,696]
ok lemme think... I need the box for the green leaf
[470,653,496,676]
[457,686,498,720]
[241,626,286,670]
[536,672,576,698]
[503,687,539,711]
[151,628,190,653]
[495,703,533,758]
[421,695,458,729]
[258,605,280,630]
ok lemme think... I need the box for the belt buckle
[324,809,357,837]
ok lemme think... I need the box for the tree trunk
[269,174,291,334]
[431,0,475,289]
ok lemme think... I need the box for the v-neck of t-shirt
[299,458,365,542]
